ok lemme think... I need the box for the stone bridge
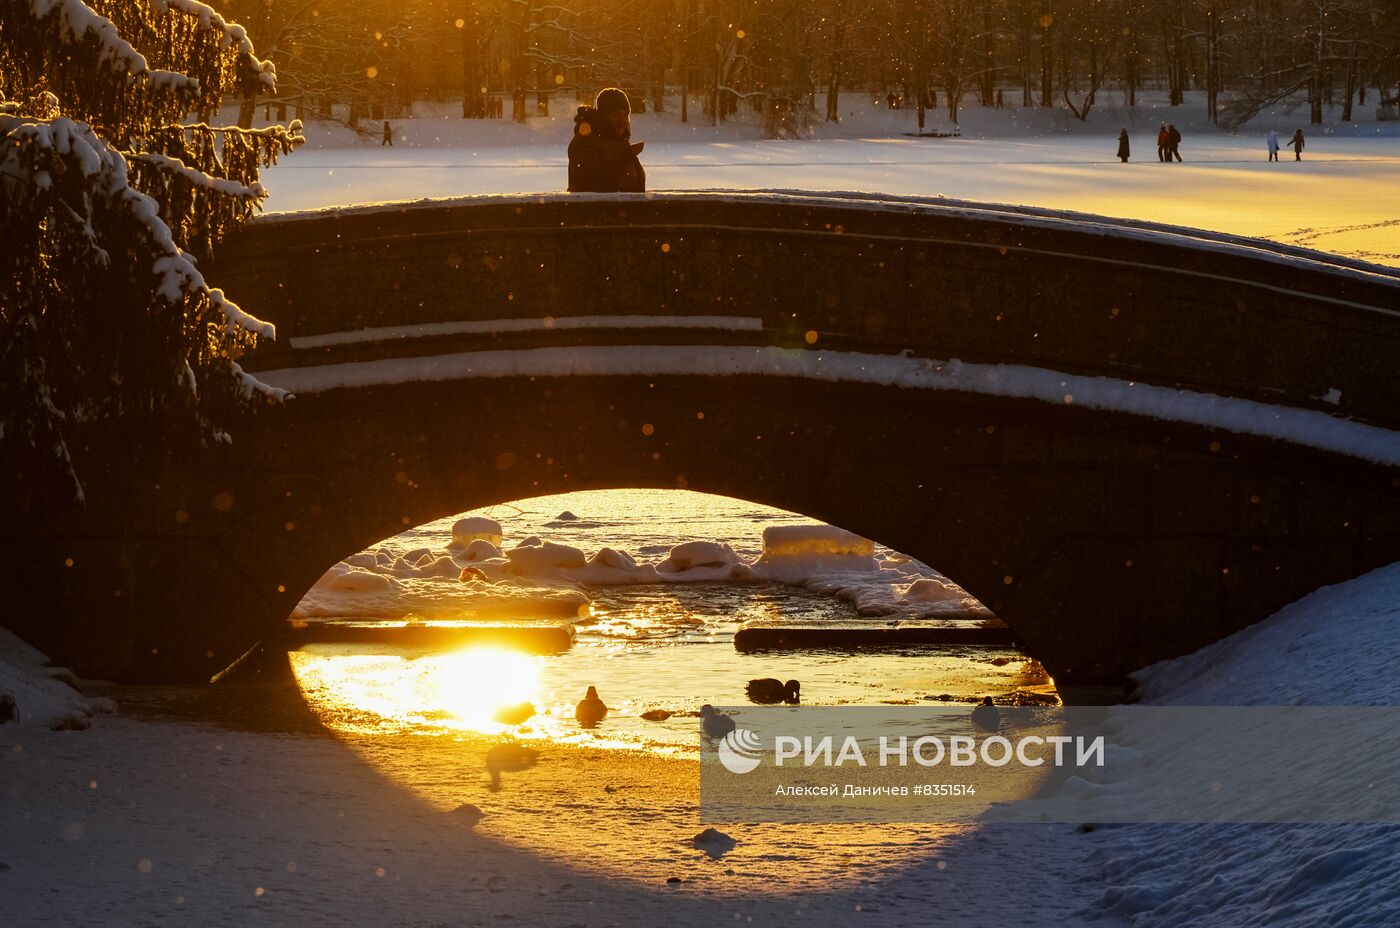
[8,192,1400,688]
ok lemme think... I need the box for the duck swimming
[971,696,1001,732]
[575,686,608,727]
[492,701,535,730]
[746,678,801,704]
[699,704,736,738]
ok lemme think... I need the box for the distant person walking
[1266,129,1280,161]
[1116,128,1130,162]
[1289,128,1305,161]
[1156,124,1169,162]
[1167,124,1183,162]
[568,87,646,193]
[381,120,393,146]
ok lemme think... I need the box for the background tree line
[221,0,1400,133]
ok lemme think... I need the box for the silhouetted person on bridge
[1290,129,1305,161]
[381,121,393,146]
[568,87,646,193]
[1117,129,1130,162]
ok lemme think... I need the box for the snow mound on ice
[507,541,587,572]
[0,628,116,731]
[460,539,502,562]
[450,517,502,548]
[753,525,877,579]
[760,525,875,560]
[294,520,990,622]
[320,567,398,593]
[589,547,637,571]
[658,541,742,574]
[900,578,965,604]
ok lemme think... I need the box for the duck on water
[746,678,801,705]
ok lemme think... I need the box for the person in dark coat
[1116,128,1130,162]
[1156,124,1169,162]
[1167,123,1183,162]
[381,121,393,146]
[1289,128,1305,161]
[567,87,645,193]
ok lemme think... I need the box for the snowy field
[257,97,1400,267]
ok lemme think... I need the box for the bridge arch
[7,192,1398,685]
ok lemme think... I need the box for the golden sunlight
[290,646,542,735]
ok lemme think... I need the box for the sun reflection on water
[290,645,543,735]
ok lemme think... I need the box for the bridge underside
[8,373,1398,686]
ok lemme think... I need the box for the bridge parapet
[215,192,1400,428]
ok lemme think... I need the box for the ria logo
[717,728,764,774]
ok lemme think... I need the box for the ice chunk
[901,578,963,603]
[324,568,397,593]
[450,517,503,549]
[658,541,740,573]
[588,547,637,570]
[754,525,878,583]
[507,541,587,573]
[414,556,464,579]
[759,525,875,560]
[459,539,503,562]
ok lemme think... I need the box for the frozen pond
[260,123,1400,267]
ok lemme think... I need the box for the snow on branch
[154,0,277,90]
[1,114,281,467]
[2,114,279,343]
[27,0,199,95]
[230,361,289,401]
[128,150,265,199]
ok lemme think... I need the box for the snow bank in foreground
[0,628,115,731]
[1085,562,1400,928]
[1129,562,1400,707]
[297,523,990,623]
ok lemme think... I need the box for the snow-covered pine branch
[0,0,301,505]
[1,0,274,147]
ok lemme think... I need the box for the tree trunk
[710,16,720,126]
[826,19,844,123]
[981,6,995,105]
[460,9,486,118]
[1040,2,1053,107]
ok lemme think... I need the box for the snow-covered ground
[1084,562,1400,928]
[0,628,114,732]
[5,562,1399,925]
[256,95,1400,267]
